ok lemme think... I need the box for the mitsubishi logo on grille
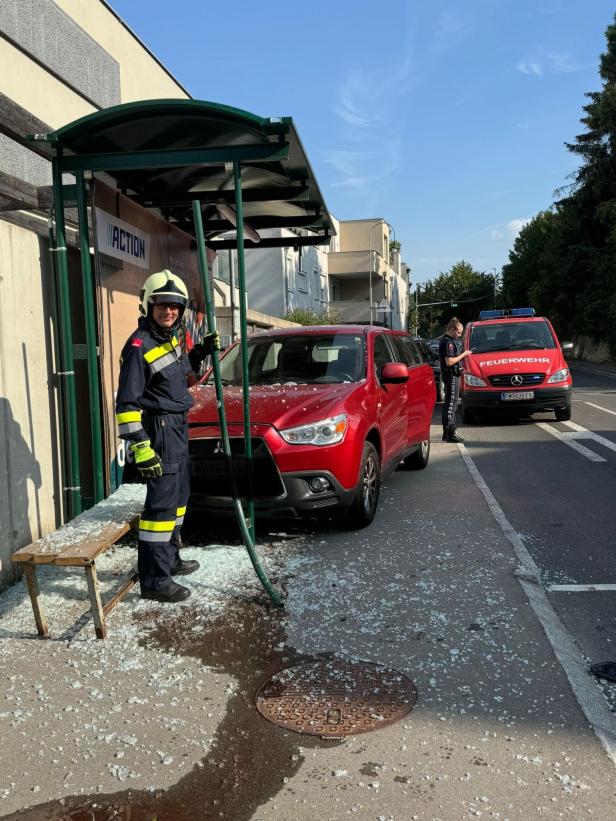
[213,440,224,454]
[511,374,523,386]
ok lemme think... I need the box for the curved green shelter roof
[46,98,334,248]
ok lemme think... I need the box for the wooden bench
[11,484,146,640]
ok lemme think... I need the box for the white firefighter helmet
[139,270,189,318]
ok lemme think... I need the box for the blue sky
[111,0,615,285]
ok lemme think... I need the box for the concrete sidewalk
[1,442,615,820]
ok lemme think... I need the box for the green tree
[503,15,616,353]
[415,261,495,338]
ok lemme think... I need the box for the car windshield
[203,333,366,386]
[470,320,556,353]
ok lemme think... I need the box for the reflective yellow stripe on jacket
[143,336,181,375]
[116,409,142,437]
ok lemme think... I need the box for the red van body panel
[460,315,572,420]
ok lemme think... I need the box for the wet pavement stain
[8,577,341,821]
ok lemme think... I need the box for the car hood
[468,349,559,378]
[189,382,361,430]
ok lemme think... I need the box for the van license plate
[501,391,534,401]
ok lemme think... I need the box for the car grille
[189,436,285,498]
[488,373,545,387]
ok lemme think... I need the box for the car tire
[555,405,571,422]
[402,438,430,471]
[343,442,381,529]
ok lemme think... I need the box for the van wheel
[343,442,381,529]
[555,405,571,422]
[402,438,430,470]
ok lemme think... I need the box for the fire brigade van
[460,308,574,423]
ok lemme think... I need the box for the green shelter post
[75,171,105,502]
[233,162,255,542]
[51,151,81,517]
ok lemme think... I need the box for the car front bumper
[189,468,355,518]
[462,385,572,413]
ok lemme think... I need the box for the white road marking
[459,443,616,766]
[547,584,616,592]
[536,422,606,462]
[585,401,616,417]
[561,420,616,454]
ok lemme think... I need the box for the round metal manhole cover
[255,658,417,737]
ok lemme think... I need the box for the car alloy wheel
[402,438,431,470]
[361,449,379,515]
[343,441,381,529]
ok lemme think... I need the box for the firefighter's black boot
[446,427,465,443]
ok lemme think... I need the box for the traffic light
[451,302,458,308]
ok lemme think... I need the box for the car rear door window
[391,335,418,366]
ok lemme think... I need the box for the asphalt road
[460,361,616,672]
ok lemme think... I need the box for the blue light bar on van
[510,308,535,316]
[478,307,535,319]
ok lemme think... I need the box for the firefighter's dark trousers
[138,412,190,592]
[442,373,460,435]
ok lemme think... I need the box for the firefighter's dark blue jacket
[115,317,193,445]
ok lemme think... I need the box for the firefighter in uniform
[439,317,472,443]
[115,270,219,602]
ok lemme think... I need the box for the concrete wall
[0,221,61,588]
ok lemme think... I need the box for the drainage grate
[255,658,417,737]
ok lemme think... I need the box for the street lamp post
[367,219,395,325]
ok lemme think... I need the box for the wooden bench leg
[84,562,107,640]
[23,564,49,637]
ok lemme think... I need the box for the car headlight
[547,368,569,383]
[464,373,487,387]
[279,413,348,446]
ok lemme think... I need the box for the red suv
[187,326,436,527]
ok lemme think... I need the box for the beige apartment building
[328,218,410,330]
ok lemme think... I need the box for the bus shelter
[36,99,335,604]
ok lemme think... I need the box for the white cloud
[431,12,471,54]
[491,229,504,241]
[328,47,412,194]
[507,218,531,238]
[516,60,543,77]
[545,51,578,73]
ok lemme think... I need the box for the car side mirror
[381,362,409,384]
[562,342,574,352]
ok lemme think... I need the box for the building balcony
[328,298,374,324]
[328,250,388,280]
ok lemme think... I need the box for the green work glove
[130,440,162,478]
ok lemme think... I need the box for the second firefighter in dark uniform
[438,317,472,443]
[115,270,218,603]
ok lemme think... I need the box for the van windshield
[203,333,366,386]
[470,320,556,353]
